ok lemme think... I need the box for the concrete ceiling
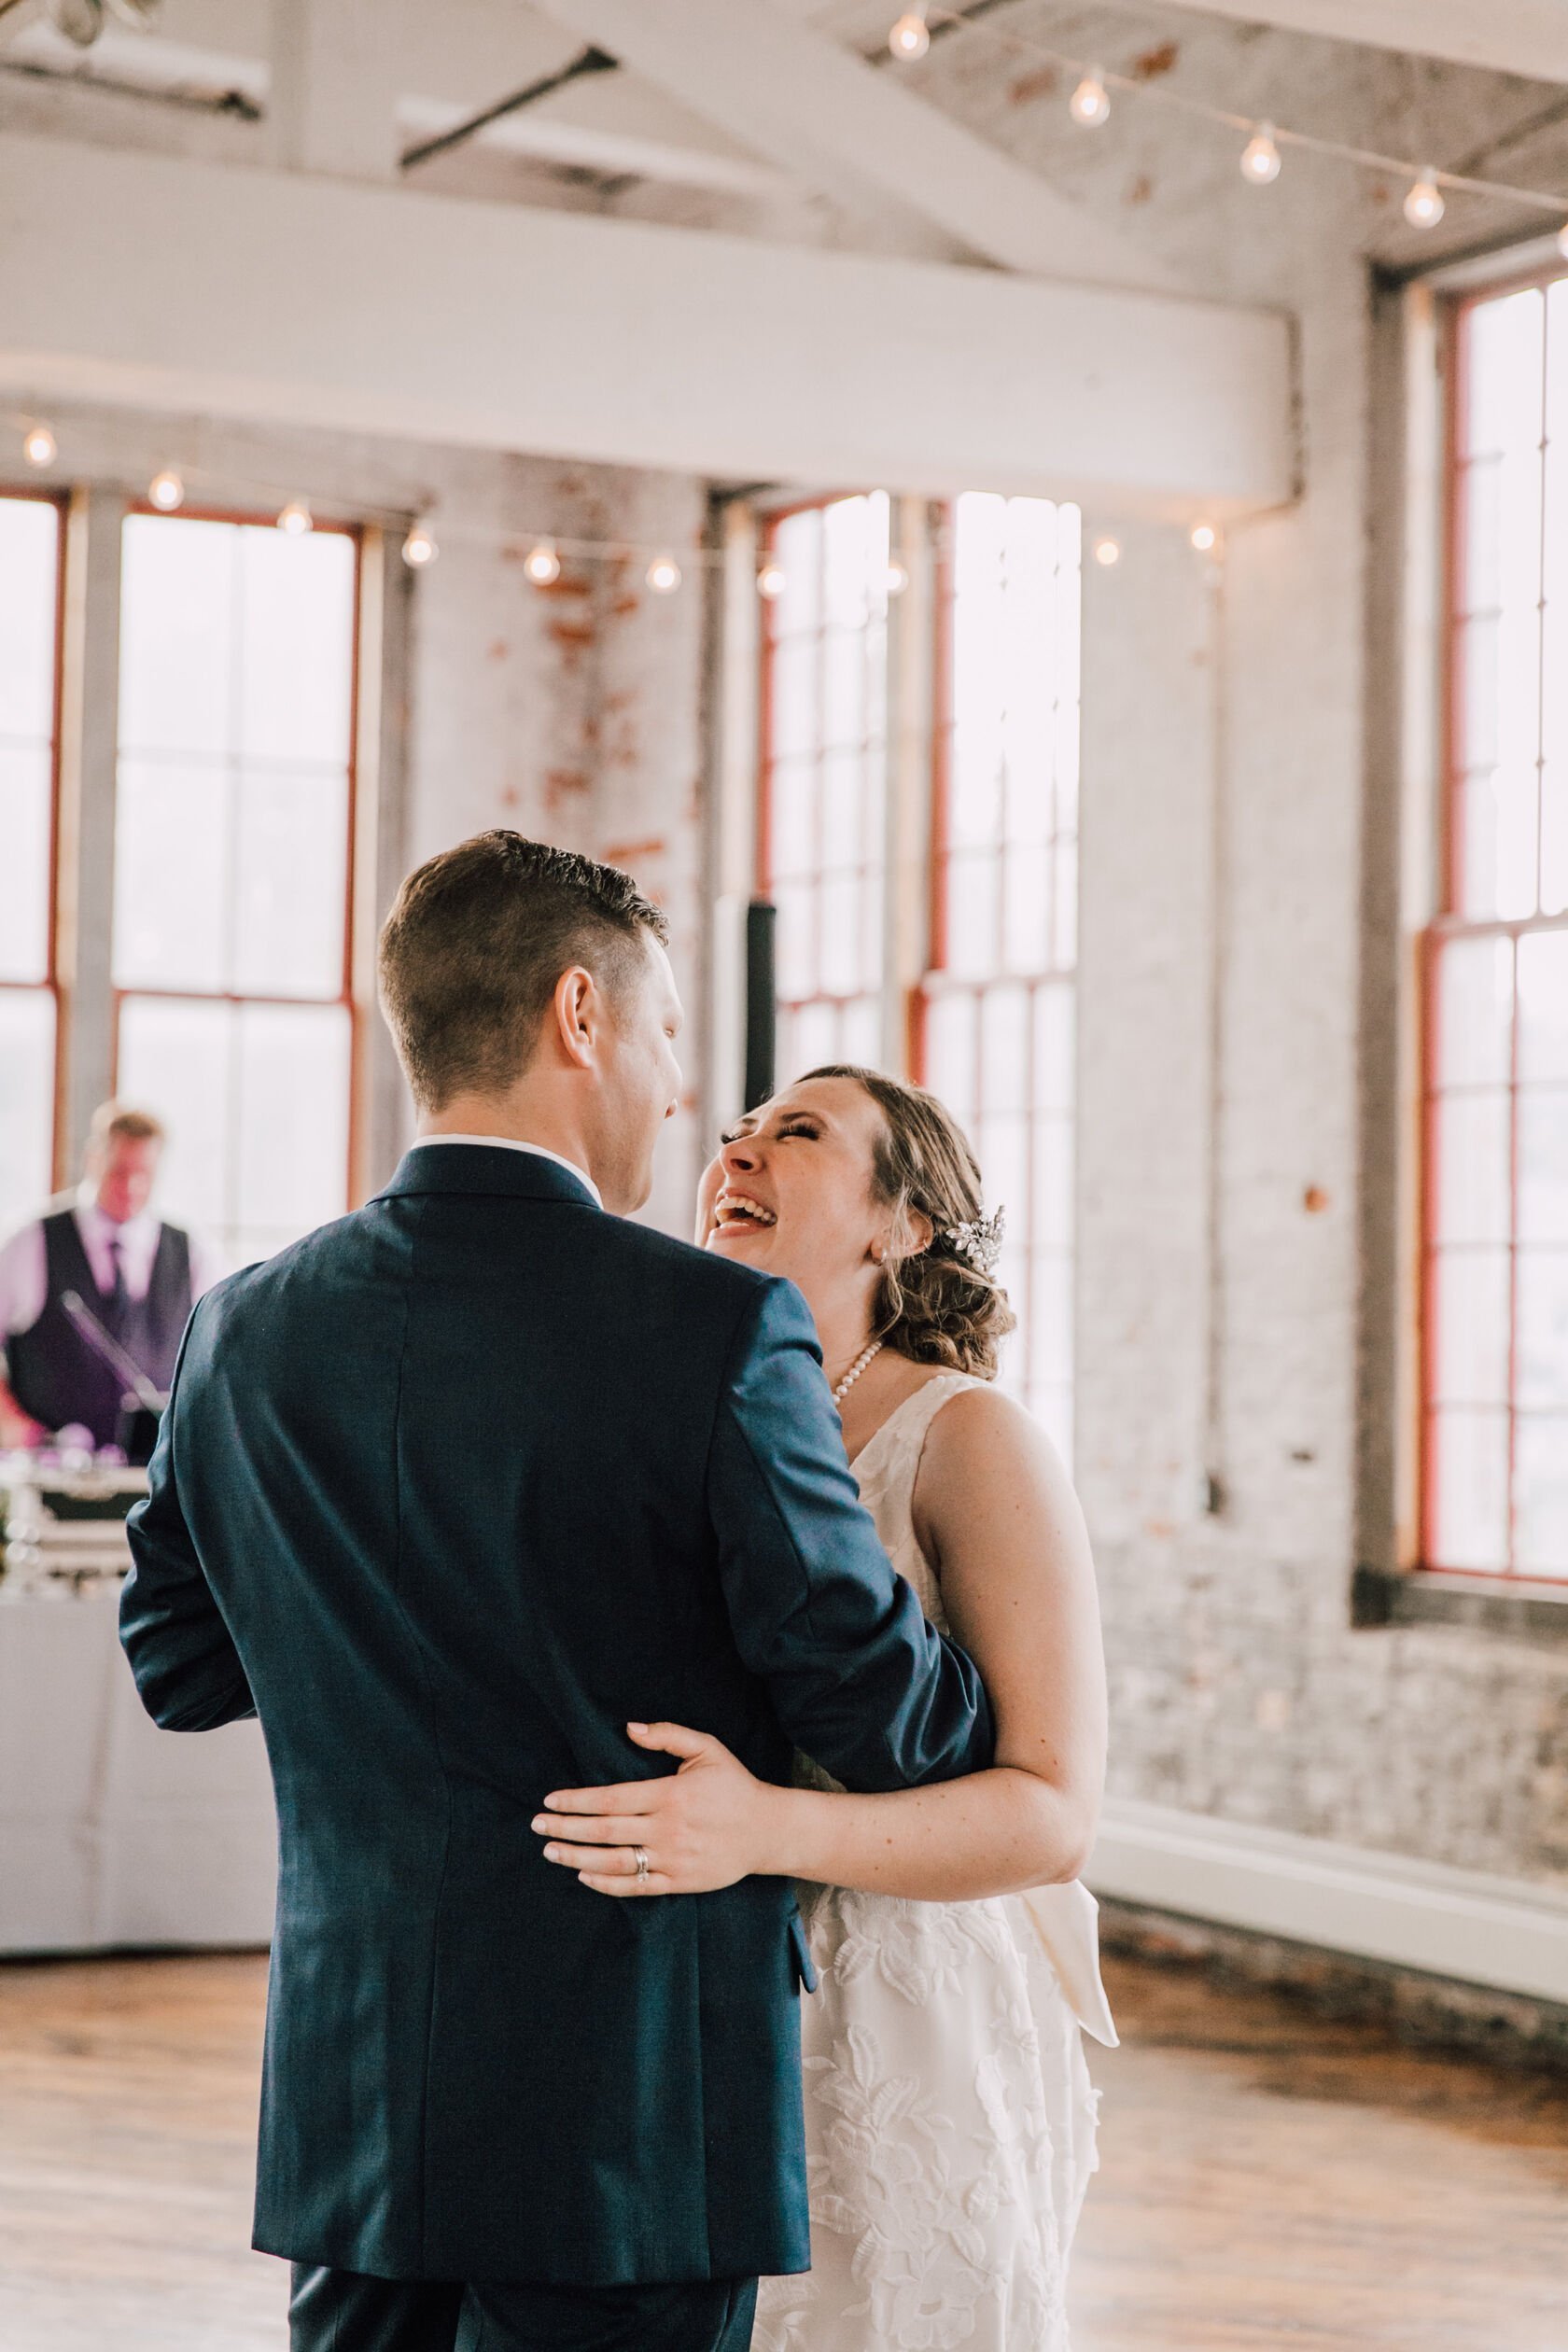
[1145,0,1568,85]
[0,0,1201,287]
[0,0,793,195]
[762,0,1568,81]
[6,0,1563,231]
[531,0,1185,284]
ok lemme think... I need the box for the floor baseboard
[1085,1798,1568,2007]
[1097,1898,1568,2073]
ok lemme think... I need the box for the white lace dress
[755,1374,1116,2352]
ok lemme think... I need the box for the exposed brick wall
[911,7,1568,1893]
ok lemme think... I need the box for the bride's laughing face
[696,1076,894,1299]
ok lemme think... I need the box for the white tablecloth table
[0,1583,276,1953]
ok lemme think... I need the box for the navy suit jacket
[119,1144,992,2285]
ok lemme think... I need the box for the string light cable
[894,5,1568,245]
[0,416,1192,586]
[0,416,775,583]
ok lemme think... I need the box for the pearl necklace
[832,1340,883,1407]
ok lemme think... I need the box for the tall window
[0,496,62,1235]
[761,493,891,1080]
[1425,273,1568,1579]
[113,514,359,1267]
[756,489,1082,1453]
[919,495,1082,1457]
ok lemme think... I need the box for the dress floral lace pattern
[755,1376,1101,2352]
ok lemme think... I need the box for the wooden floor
[1,1950,1565,2350]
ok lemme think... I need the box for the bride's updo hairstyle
[804,1065,1016,1379]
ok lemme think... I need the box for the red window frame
[1421,262,1568,1580]
[108,502,366,1263]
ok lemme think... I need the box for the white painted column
[1074,521,1221,1544]
[269,0,402,181]
[55,486,124,1169]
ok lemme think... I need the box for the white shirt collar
[407,1133,603,1209]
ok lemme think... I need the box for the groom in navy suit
[120,833,992,2352]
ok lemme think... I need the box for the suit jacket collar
[374,1142,602,1211]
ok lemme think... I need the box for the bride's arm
[534,1390,1106,1903]
[773,1388,1103,1899]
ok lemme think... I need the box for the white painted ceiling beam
[1147,0,1568,84]
[0,133,1292,514]
[531,0,1189,289]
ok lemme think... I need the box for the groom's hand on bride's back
[531,1719,784,1897]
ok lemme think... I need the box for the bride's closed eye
[717,1120,820,1146]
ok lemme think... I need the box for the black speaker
[744,899,777,1112]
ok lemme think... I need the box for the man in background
[0,1103,221,1455]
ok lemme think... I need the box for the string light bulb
[1093,536,1121,567]
[402,520,438,567]
[886,557,911,597]
[1240,123,1282,185]
[888,7,930,62]
[22,425,56,469]
[148,469,184,511]
[277,497,313,536]
[646,553,681,595]
[524,540,562,585]
[1404,170,1445,229]
[1070,67,1111,129]
[1190,522,1217,553]
[757,559,787,601]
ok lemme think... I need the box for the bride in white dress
[534,1067,1114,2352]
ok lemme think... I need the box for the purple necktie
[104,1236,130,1334]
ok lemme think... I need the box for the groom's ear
[552,965,600,1070]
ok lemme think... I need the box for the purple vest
[7,1211,193,1448]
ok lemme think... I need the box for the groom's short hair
[378,832,669,1111]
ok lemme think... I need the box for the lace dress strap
[852,1369,985,1509]
[851,1372,987,1626]
[857,1366,985,1472]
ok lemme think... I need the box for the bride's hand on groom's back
[532,1721,786,1897]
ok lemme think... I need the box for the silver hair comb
[941,1204,1005,1276]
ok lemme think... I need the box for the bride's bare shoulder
[916,1379,1073,1507]
[913,1381,1088,1592]
[927,1377,1048,1443]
